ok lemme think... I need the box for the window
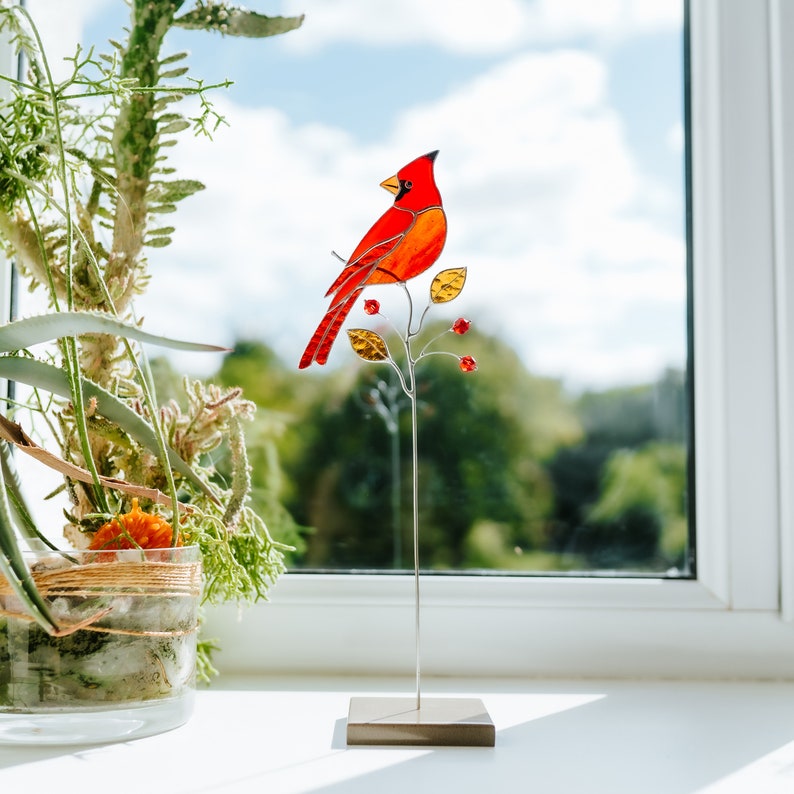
[202,0,794,679]
[70,0,692,577]
[4,1,793,678]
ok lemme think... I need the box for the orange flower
[89,498,181,550]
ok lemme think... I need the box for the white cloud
[137,47,686,387]
[280,0,682,55]
[21,0,116,80]
[282,0,526,55]
[6,1,685,388]
[526,0,682,44]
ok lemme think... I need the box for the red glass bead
[459,355,477,373]
[364,299,380,315]
[452,318,471,335]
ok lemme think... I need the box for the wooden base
[346,696,495,746]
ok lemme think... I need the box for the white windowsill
[201,573,794,680]
[2,675,793,794]
[250,572,725,610]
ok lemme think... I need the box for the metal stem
[411,379,421,710]
[399,281,421,710]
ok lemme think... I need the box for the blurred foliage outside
[154,326,690,575]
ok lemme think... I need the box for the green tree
[577,368,687,446]
[286,326,581,569]
[586,442,688,569]
[546,370,689,571]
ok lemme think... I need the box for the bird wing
[325,206,416,305]
[376,206,446,283]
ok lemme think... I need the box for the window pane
[72,0,691,575]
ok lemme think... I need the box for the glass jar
[0,546,200,745]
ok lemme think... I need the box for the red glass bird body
[299,151,447,369]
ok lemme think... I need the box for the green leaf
[159,51,189,65]
[174,9,304,39]
[0,463,60,633]
[159,66,190,81]
[148,179,205,203]
[0,312,227,354]
[156,112,183,124]
[0,357,217,502]
[158,118,191,135]
[144,236,172,248]
[0,440,51,550]
[147,226,176,237]
[154,95,183,112]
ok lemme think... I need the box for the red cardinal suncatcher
[299,151,447,369]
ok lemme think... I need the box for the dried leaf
[430,267,467,304]
[348,329,389,362]
[0,415,194,513]
[0,357,219,504]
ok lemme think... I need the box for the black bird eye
[395,179,413,200]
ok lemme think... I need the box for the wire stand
[346,289,495,746]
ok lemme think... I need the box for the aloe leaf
[0,312,228,354]
[0,357,218,502]
[0,465,60,634]
[0,439,53,550]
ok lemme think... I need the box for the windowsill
[201,578,794,679]
[2,675,793,793]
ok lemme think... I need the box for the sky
[22,0,686,391]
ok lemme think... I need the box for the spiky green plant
[0,1,303,675]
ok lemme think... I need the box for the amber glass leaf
[348,329,389,361]
[430,267,467,303]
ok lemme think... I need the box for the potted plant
[0,0,303,743]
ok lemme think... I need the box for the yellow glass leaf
[430,267,467,304]
[348,329,389,362]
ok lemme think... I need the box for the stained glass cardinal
[299,150,447,368]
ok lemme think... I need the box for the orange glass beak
[380,174,400,195]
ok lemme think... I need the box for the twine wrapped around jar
[0,556,202,637]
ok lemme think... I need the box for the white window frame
[3,2,793,679]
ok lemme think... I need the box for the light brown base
[346,696,495,746]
